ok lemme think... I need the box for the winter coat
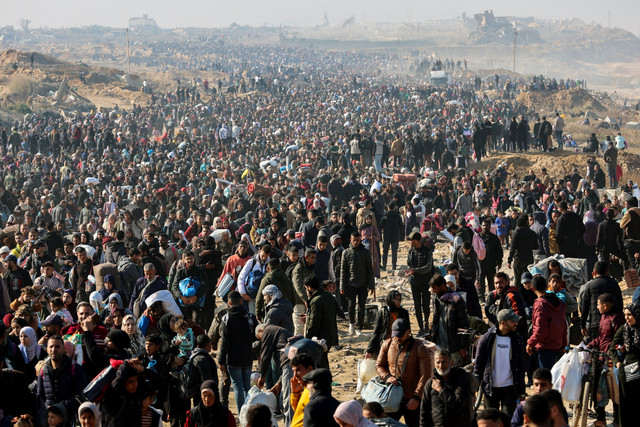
[105,240,127,264]
[170,264,206,300]
[480,230,503,271]
[366,293,410,356]
[218,305,256,367]
[303,391,340,427]
[292,257,316,305]
[579,275,624,331]
[530,212,550,256]
[420,367,474,427]
[453,246,482,281]
[528,293,567,351]
[508,226,538,264]
[117,257,143,296]
[340,243,375,291]
[473,327,526,397]
[191,347,219,387]
[258,324,293,379]
[485,286,528,337]
[380,209,404,244]
[376,337,432,400]
[596,218,624,253]
[431,291,470,353]
[36,355,87,415]
[556,211,586,255]
[588,311,624,355]
[264,297,294,333]
[255,269,296,319]
[306,289,339,348]
[406,240,434,285]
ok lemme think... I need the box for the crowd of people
[0,37,638,427]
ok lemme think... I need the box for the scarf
[19,326,41,363]
[623,302,640,352]
[334,400,376,427]
[157,314,176,345]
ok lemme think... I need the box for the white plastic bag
[552,345,588,402]
[357,358,377,393]
[239,385,278,427]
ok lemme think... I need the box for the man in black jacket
[420,349,473,427]
[190,334,218,405]
[340,231,375,335]
[218,291,256,411]
[380,203,403,270]
[480,219,503,300]
[473,309,526,416]
[405,232,434,337]
[430,275,469,365]
[302,368,340,427]
[508,215,538,294]
[171,250,207,324]
[555,201,585,258]
[580,261,624,340]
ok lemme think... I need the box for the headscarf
[385,290,401,313]
[78,402,102,427]
[195,379,228,426]
[333,400,376,427]
[262,284,282,302]
[106,329,131,352]
[122,314,146,357]
[19,326,41,363]
[583,210,595,224]
[157,314,176,344]
[624,302,640,351]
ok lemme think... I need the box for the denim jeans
[374,154,382,172]
[228,365,252,410]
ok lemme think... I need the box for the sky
[4,0,640,35]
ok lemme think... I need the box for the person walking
[405,232,434,337]
[479,218,503,301]
[380,203,403,271]
[429,275,470,365]
[340,231,375,336]
[507,215,538,296]
[474,309,526,416]
[610,302,640,427]
[365,290,410,359]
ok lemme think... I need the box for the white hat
[0,246,10,255]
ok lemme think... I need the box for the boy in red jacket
[587,293,624,426]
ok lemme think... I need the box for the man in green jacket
[292,249,317,336]
[255,258,296,320]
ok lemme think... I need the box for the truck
[429,70,452,86]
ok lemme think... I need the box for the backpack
[472,231,486,261]
[178,277,205,307]
[245,259,265,299]
[177,353,200,400]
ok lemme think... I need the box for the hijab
[19,326,41,363]
[122,314,146,357]
[157,314,176,344]
[385,290,401,313]
[333,400,376,427]
[624,302,640,351]
[195,380,228,427]
[78,401,102,427]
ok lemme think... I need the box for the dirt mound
[0,49,61,66]
[85,71,120,85]
[476,149,640,183]
[516,88,606,114]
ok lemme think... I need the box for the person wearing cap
[485,271,528,340]
[375,318,432,426]
[405,232,435,337]
[302,368,340,427]
[3,253,33,302]
[473,309,526,416]
[38,313,63,346]
[24,240,55,278]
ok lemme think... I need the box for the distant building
[129,14,158,31]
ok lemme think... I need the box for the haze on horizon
[4,0,640,36]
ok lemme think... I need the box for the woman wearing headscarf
[18,326,46,383]
[611,302,640,426]
[122,314,146,357]
[156,313,177,353]
[365,290,410,359]
[334,400,376,427]
[78,401,102,427]
[184,380,236,427]
[359,214,381,279]
[62,289,78,322]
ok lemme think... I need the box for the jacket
[366,293,410,355]
[453,246,482,280]
[579,275,624,330]
[128,275,167,313]
[340,243,375,290]
[291,257,316,305]
[117,257,143,296]
[259,324,293,378]
[306,289,339,348]
[473,327,526,397]
[508,226,538,264]
[303,391,340,427]
[597,218,624,253]
[485,286,528,337]
[218,305,256,367]
[36,355,87,415]
[432,291,470,352]
[191,347,219,387]
[528,293,567,351]
[380,209,403,243]
[105,240,127,264]
[530,212,550,256]
[621,207,640,240]
[588,311,624,355]
[376,337,432,400]
[255,269,296,319]
[170,264,206,300]
[264,297,294,333]
[555,211,586,253]
[480,230,503,270]
[406,240,434,283]
[420,367,474,427]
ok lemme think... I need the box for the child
[49,297,73,327]
[171,318,194,358]
[9,287,43,313]
[98,274,122,302]
[587,293,624,425]
[495,210,509,247]
[47,404,68,427]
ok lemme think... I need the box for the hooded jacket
[105,240,127,264]
[528,293,567,351]
[530,211,550,256]
[432,291,470,353]
[420,366,473,427]
[264,297,294,333]
[366,290,410,356]
[255,268,296,319]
